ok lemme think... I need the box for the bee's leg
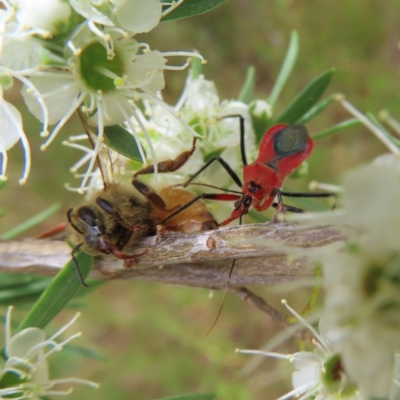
[102,238,148,266]
[71,243,89,288]
[67,208,84,234]
[134,138,197,177]
[132,179,180,213]
[95,197,148,233]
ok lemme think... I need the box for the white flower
[0,0,203,187]
[14,0,72,36]
[0,87,31,183]
[316,155,400,398]
[21,23,204,191]
[0,306,99,398]
[142,74,256,188]
[237,301,361,400]
[70,0,185,33]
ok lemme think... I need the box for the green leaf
[157,394,217,400]
[269,31,299,106]
[161,0,227,21]
[312,118,360,139]
[237,66,255,104]
[104,125,143,162]
[0,202,61,240]
[191,57,203,79]
[16,251,94,332]
[297,94,335,124]
[273,69,335,125]
[0,180,6,189]
[0,279,51,305]
[64,344,109,362]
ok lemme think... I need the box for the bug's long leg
[158,192,241,226]
[219,114,247,166]
[280,190,337,209]
[271,202,304,213]
[181,157,243,188]
[71,243,89,288]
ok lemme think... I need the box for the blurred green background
[1,0,400,399]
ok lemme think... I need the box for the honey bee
[67,132,217,287]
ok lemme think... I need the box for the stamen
[337,95,400,155]
[161,0,185,17]
[379,109,400,137]
[64,183,89,193]
[48,313,81,342]
[281,300,329,351]
[114,98,147,163]
[43,332,82,359]
[236,349,290,360]
[275,382,312,400]
[79,99,104,190]
[46,377,100,388]
[68,134,89,142]
[87,21,114,58]
[16,75,49,136]
[141,87,201,138]
[308,181,343,193]
[131,106,159,182]
[41,92,86,150]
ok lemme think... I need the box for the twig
[0,222,345,289]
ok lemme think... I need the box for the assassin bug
[162,116,335,226]
[157,116,335,332]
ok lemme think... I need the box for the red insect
[163,116,334,225]
[158,117,334,333]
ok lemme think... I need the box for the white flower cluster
[316,154,400,399]
[238,301,362,400]
[0,0,205,188]
[140,73,256,187]
[0,307,98,398]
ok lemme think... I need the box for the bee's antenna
[77,110,108,190]
[206,258,236,335]
[71,243,89,288]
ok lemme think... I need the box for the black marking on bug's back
[274,125,309,158]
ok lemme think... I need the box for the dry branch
[0,222,345,289]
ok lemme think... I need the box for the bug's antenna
[206,259,237,335]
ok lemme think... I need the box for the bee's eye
[78,206,98,227]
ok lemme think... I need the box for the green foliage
[269,30,299,106]
[273,69,335,125]
[158,394,216,400]
[237,66,255,104]
[161,0,227,22]
[16,251,93,332]
[104,125,144,162]
[313,118,360,139]
[297,94,336,124]
[0,202,61,240]
[0,273,52,306]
